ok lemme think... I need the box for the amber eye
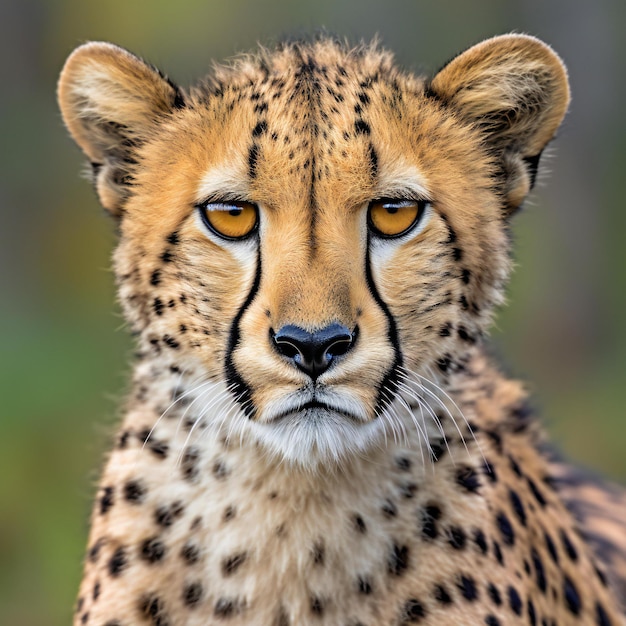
[199,201,258,240]
[368,199,426,238]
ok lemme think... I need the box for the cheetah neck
[81,347,619,625]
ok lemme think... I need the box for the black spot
[252,120,267,137]
[312,542,325,565]
[596,602,612,626]
[222,552,247,575]
[124,480,146,503]
[527,478,547,507]
[103,621,121,626]
[118,431,130,448]
[544,532,559,564]
[354,119,371,135]
[508,490,527,526]
[563,575,581,615]
[439,322,452,337]
[212,459,229,479]
[166,231,179,245]
[461,268,471,284]
[508,586,522,615]
[93,581,100,600]
[155,501,184,527]
[108,547,127,577]
[437,355,452,373]
[457,326,475,343]
[353,514,367,533]
[509,456,523,477]
[141,537,166,563]
[457,575,478,601]
[527,599,537,626]
[429,442,446,462]
[223,505,236,521]
[560,529,578,562]
[487,583,501,605]
[183,582,203,607]
[448,526,466,550]
[100,486,114,514]
[214,597,237,617]
[248,143,260,178]
[160,249,173,263]
[396,456,412,471]
[358,576,373,595]
[150,269,161,286]
[388,543,410,576]
[162,335,179,349]
[474,529,488,554]
[81,612,89,624]
[496,512,515,546]
[310,595,324,615]
[181,447,200,481]
[434,584,452,604]
[382,499,397,518]
[456,466,481,493]
[531,548,547,593]
[493,541,504,565]
[88,539,103,563]
[139,593,169,625]
[399,481,418,499]
[595,565,608,587]
[422,504,441,540]
[153,298,164,316]
[148,439,169,458]
[452,247,463,261]
[483,460,498,483]
[181,542,200,565]
[401,598,426,623]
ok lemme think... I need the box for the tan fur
[59,35,625,625]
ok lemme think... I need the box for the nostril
[271,323,357,379]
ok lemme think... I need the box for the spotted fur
[59,34,626,625]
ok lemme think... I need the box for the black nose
[272,323,357,379]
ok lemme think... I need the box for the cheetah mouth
[265,391,368,424]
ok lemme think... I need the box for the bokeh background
[1,0,625,623]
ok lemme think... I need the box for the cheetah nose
[271,323,357,380]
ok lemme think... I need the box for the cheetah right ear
[58,42,184,217]
[431,34,570,214]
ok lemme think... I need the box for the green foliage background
[1,1,625,623]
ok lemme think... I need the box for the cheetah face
[58,36,569,465]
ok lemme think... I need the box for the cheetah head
[58,35,569,466]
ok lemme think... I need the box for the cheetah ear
[58,42,184,217]
[431,34,570,214]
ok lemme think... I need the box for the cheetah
[58,34,626,625]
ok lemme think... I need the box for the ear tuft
[58,42,184,216]
[431,34,570,214]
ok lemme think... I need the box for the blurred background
[1,0,625,623]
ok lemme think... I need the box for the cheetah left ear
[431,34,570,214]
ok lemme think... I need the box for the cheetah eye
[368,199,427,238]
[198,201,258,240]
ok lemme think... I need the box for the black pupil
[229,208,243,217]
[385,206,399,215]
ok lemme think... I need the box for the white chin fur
[245,408,385,467]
